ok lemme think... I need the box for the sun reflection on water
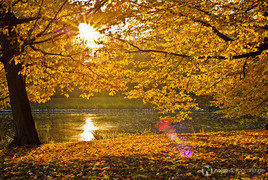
[81,117,97,141]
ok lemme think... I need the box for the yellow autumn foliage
[1,0,267,121]
[97,0,267,120]
[0,0,128,105]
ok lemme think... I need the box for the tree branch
[196,20,234,42]
[31,30,66,45]
[0,95,9,101]
[245,2,261,13]
[12,0,28,7]
[233,42,268,59]
[16,16,41,25]
[85,0,108,16]
[29,44,65,57]
[126,43,190,58]
[0,15,40,28]
[28,0,44,36]
[251,97,268,111]
[126,49,190,58]
[35,0,68,38]
[29,44,75,61]
[125,41,267,61]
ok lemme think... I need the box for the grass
[0,118,13,146]
[30,97,153,109]
[93,128,157,140]
[0,129,267,179]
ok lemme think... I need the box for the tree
[99,0,267,121]
[1,0,267,146]
[0,0,128,146]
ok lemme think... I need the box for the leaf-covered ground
[0,130,267,179]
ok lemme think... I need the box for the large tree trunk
[4,60,41,146]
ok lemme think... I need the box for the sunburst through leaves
[78,23,101,48]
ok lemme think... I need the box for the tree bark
[4,60,41,146]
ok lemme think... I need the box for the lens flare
[155,118,192,157]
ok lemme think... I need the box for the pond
[0,109,267,144]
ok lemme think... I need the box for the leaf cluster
[98,0,268,120]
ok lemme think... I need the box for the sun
[78,23,100,48]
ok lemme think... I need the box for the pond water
[0,109,267,144]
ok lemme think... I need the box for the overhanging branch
[205,41,268,60]
[85,0,108,16]
[233,42,268,59]
[0,15,40,28]
[126,49,190,58]
[12,0,28,7]
[31,30,66,45]
[29,44,75,61]
[196,20,234,42]
[124,41,267,60]
[126,43,190,58]
[35,0,68,38]
[28,0,44,36]
[0,95,9,101]
[30,44,65,56]
[198,43,267,60]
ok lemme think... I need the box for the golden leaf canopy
[1,0,267,120]
[97,0,267,120]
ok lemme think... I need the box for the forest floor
[0,129,268,179]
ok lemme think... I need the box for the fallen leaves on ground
[0,129,267,179]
